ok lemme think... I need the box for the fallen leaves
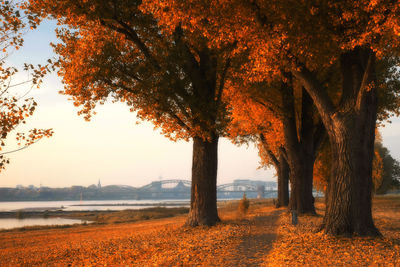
[0,197,399,266]
[263,199,400,266]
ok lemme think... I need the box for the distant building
[98,179,101,189]
[88,184,98,189]
[28,185,36,190]
[232,179,277,190]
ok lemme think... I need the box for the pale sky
[1,21,399,188]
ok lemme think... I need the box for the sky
[1,20,400,189]
[0,21,274,188]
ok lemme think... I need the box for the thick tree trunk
[323,95,379,236]
[294,47,380,236]
[276,151,289,207]
[186,136,220,226]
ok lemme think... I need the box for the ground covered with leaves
[0,197,399,266]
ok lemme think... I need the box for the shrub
[43,210,49,218]
[238,193,250,215]
[16,210,25,219]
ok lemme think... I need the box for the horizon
[6,177,278,189]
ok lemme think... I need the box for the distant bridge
[138,179,277,199]
[217,182,261,192]
[139,180,191,192]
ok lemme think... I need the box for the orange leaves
[1,1,41,57]
[264,199,400,266]
[28,0,235,143]
[225,76,284,167]
[0,83,53,170]
[0,199,399,265]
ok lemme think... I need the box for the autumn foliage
[0,1,52,170]
[20,0,400,238]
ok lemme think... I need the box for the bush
[238,193,250,215]
[16,210,25,219]
[43,210,49,218]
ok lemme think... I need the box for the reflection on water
[0,217,86,230]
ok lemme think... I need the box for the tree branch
[259,133,279,167]
[215,58,230,111]
[251,95,282,118]
[172,25,205,91]
[100,19,162,71]
[0,139,42,156]
[356,50,375,111]
[291,65,335,123]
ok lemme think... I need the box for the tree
[279,81,326,214]
[149,0,400,236]
[374,138,400,194]
[259,135,289,208]
[227,76,325,213]
[28,0,234,226]
[225,79,289,208]
[0,1,52,171]
[315,130,399,195]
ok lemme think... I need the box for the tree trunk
[281,81,316,214]
[186,135,220,226]
[276,151,289,207]
[292,47,381,236]
[288,151,316,213]
[299,47,380,236]
[323,98,379,236]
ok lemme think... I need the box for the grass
[0,206,189,232]
[88,207,189,224]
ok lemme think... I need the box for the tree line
[0,185,140,201]
[2,1,400,236]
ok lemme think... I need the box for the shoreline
[0,206,191,232]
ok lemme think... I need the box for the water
[0,199,190,230]
[0,199,190,212]
[0,217,86,230]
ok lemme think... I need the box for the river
[0,199,192,230]
[0,199,190,212]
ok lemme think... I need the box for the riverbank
[0,207,189,231]
[0,199,268,229]
[0,196,398,265]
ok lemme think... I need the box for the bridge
[139,180,191,192]
[137,179,277,199]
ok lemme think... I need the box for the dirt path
[234,210,283,266]
[217,209,284,266]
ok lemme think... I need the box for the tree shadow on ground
[219,209,285,266]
